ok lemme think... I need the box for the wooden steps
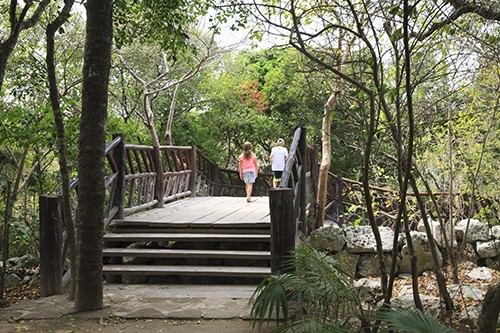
[103,265,270,277]
[103,248,270,259]
[103,210,272,283]
[103,232,270,242]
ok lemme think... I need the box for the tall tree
[74,0,113,311]
[0,0,50,91]
[45,0,76,299]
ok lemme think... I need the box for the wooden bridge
[39,128,318,293]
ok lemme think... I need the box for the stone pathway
[0,284,256,321]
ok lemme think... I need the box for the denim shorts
[243,171,256,184]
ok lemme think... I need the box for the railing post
[298,127,307,232]
[39,195,63,297]
[112,134,125,219]
[188,147,197,197]
[269,188,295,273]
[153,147,164,207]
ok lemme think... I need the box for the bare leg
[246,183,253,202]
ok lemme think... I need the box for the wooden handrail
[269,127,317,273]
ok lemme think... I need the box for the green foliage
[377,308,458,333]
[250,245,357,332]
[114,0,210,57]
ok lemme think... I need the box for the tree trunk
[45,0,76,299]
[75,0,113,312]
[0,182,12,303]
[164,82,181,145]
[316,92,337,227]
[478,282,500,333]
[144,94,164,207]
[0,148,28,301]
[410,176,454,311]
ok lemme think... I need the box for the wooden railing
[269,127,318,273]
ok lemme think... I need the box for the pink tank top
[239,154,257,173]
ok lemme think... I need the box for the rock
[323,219,340,228]
[448,284,484,301]
[467,267,493,280]
[308,225,346,252]
[416,217,437,232]
[433,221,457,248]
[399,231,442,275]
[491,225,500,239]
[354,278,383,304]
[333,251,359,278]
[458,243,479,265]
[357,254,393,278]
[344,226,394,253]
[416,218,455,248]
[455,219,489,242]
[458,304,481,327]
[484,256,500,270]
[5,273,22,289]
[392,285,442,316]
[7,254,38,270]
[476,239,500,258]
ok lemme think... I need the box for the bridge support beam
[269,188,295,274]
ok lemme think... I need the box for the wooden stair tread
[109,220,270,229]
[103,248,270,259]
[103,233,270,241]
[103,264,271,277]
[110,228,269,234]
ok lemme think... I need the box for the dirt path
[0,318,274,333]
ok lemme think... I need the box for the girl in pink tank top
[239,142,259,202]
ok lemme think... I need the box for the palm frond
[272,319,350,333]
[250,273,296,329]
[377,308,458,333]
[288,245,357,316]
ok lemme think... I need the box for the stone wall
[308,219,500,278]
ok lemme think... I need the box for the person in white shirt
[269,138,288,188]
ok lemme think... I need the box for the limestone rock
[354,278,383,304]
[399,231,442,275]
[484,256,500,270]
[458,243,479,265]
[7,254,38,270]
[5,273,22,289]
[356,254,393,278]
[393,285,442,316]
[455,219,489,242]
[333,250,359,278]
[416,217,438,232]
[476,239,500,258]
[344,226,394,253]
[448,284,484,301]
[466,267,493,280]
[308,225,346,253]
[491,225,500,239]
[416,217,455,248]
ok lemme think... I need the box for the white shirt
[270,146,288,171]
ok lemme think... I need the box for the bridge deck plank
[122,196,270,225]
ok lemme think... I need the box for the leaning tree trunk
[144,94,164,207]
[45,0,76,299]
[316,92,338,227]
[164,82,181,145]
[75,0,113,312]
